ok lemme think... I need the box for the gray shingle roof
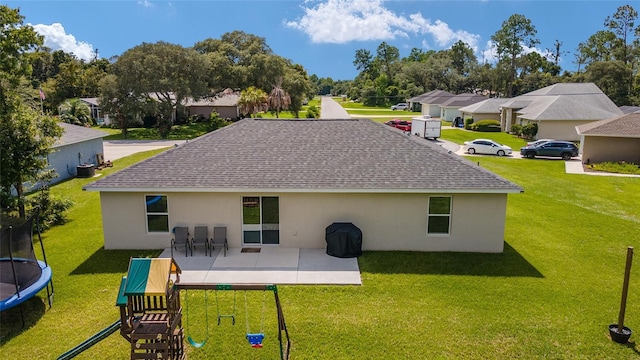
[183,94,240,107]
[440,93,487,107]
[500,83,622,120]
[85,119,522,193]
[53,122,109,148]
[408,90,456,104]
[458,98,510,114]
[576,112,640,137]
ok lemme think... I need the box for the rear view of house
[85,119,522,253]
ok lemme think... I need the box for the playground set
[57,257,290,360]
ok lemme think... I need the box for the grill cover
[325,222,362,258]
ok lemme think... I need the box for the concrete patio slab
[158,247,361,285]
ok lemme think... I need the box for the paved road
[103,140,187,161]
[320,96,351,119]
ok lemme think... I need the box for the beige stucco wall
[422,104,442,118]
[464,112,501,122]
[581,136,640,164]
[187,106,238,120]
[100,192,510,253]
[441,107,461,122]
[520,119,593,142]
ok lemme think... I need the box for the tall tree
[353,49,375,79]
[111,41,210,137]
[375,42,400,84]
[577,30,620,64]
[605,4,638,64]
[98,74,140,139]
[0,5,63,219]
[491,14,539,97]
[0,101,62,218]
[238,86,268,117]
[267,78,291,118]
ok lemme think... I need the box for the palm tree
[238,86,268,117]
[267,78,291,118]
[59,98,92,126]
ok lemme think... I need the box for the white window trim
[145,194,169,234]
[427,195,452,236]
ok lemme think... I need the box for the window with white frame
[145,195,169,233]
[427,196,451,235]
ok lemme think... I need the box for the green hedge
[469,119,501,132]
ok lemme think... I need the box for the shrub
[208,111,229,131]
[521,123,538,140]
[511,124,523,136]
[464,118,474,130]
[469,119,501,132]
[306,105,319,118]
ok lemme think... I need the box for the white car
[463,139,512,156]
[391,103,409,111]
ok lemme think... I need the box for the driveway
[103,140,187,161]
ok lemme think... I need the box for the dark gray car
[520,141,579,160]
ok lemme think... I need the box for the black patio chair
[192,226,211,256]
[211,226,228,257]
[171,226,191,257]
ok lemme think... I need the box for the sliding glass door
[242,196,279,245]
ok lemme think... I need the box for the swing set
[177,283,290,360]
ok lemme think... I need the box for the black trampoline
[0,210,53,325]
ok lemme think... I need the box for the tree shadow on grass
[70,248,162,275]
[358,242,543,278]
[0,296,46,345]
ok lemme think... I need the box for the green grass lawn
[2,114,640,359]
[102,122,212,140]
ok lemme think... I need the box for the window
[145,195,169,233]
[427,196,451,235]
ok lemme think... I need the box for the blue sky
[3,0,638,80]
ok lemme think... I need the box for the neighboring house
[439,93,487,122]
[458,98,509,122]
[80,98,111,125]
[84,119,522,253]
[575,111,640,165]
[48,122,109,184]
[183,92,241,120]
[499,83,622,141]
[409,90,456,118]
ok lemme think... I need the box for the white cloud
[138,0,153,8]
[286,0,480,51]
[32,23,95,61]
[480,41,549,65]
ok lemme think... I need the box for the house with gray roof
[576,110,640,165]
[409,90,456,118]
[439,93,487,122]
[499,83,622,141]
[458,98,510,122]
[183,91,241,120]
[84,118,522,253]
[80,97,111,125]
[49,122,109,184]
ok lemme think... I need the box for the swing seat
[246,333,265,348]
[187,336,207,348]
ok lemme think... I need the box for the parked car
[391,103,409,111]
[526,139,554,147]
[463,139,512,156]
[520,141,579,160]
[384,119,412,131]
